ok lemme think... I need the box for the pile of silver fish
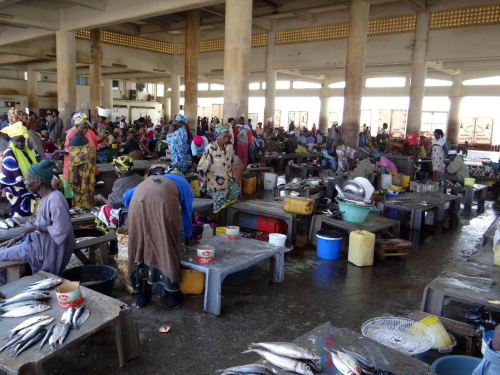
[323,347,375,375]
[26,277,63,291]
[46,305,90,351]
[0,291,51,318]
[0,217,22,230]
[0,314,54,356]
[216,364,274,375]
[242,342,322,375]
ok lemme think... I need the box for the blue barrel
[432,355,481,375]
[316,230,342,260]
[384,207,400,220]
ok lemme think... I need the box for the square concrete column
[90,29,102,123]
[407,12,431,135]
[264,22,276,126]
[342,0,370,149]
[56,31,76,131]
[447,74,463,146]
[171,74,180,117]
[185,9,199,135]
[103,78,113,111]
[27,65,39,114]
[223,0,252,121]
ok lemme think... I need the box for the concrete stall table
[440,184,488,218]
[226,200,297,242]
[295,152,320,164]
[0,272,140,374]
[255,153,296,169]
[378,197,437,248]
[192,197,213,213]
[309,214,400,245]
[254,322,435,374]
[0,212,97,243]
[421,245,500,318]
[274,184,326,198]
[180,235,285,315]
[403,192,461,221]
[285,163,329,182]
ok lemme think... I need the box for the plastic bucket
[269,233,286,246]
[197,245,215,263]
[215,227,225,236]
[432,355,481,375]
[316,230,342,260]
[386,192,400,199]
[62,265,117,297]
[401,175,410,188]
[384,207,400,220]
[482,330,495,354]
[464,178,475,186]
[336,199,374,224]
[381,174,392,189]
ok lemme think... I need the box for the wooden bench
[0,233,117,284]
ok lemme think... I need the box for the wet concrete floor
[40,187,498,374]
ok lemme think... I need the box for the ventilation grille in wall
[75,5,500,52]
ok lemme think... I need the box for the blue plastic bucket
[386,192,400,199]
[316,230,342,260]
[432,355,481,375]
[385,207,400,220]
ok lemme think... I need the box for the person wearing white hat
[437,149,469,183]
[328,121,339,146]
[96,107,112,137]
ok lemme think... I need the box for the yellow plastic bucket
[243,176,256,194]
[283,196,314,215]
[401,175,410,188]
[180,267,205,295]
[215,227,225,236]
[418,314,452,348]
[464,178,475,186]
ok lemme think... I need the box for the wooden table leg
[116,306,140,367]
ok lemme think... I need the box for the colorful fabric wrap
[112,156,134,174]
[9,142,37,178]
[8,108,30,126]
[1,122,28,139]
[72,112,90,126]
[216,123,229,134]
[373,151,383,159]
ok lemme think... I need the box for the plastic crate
[237,215,257,230]
[257,219,280,233]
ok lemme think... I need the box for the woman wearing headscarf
[0,160,75,285]
[0,121,39,217]
[67,114,97,209]
[167,121,189,172]
[52,113,99,205]
[373,151,398,174]
[429,129,448,180]
[126,165,193,308]
[137,117,150,157]
[197,124,240,223]
[93,156,144,231]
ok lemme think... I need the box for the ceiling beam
[292,11,314,22]
[0,54,40,64]
[427,61,461,76]
[63,0,107,11]
[201,5,225,17]
[0,0,22,7]
[402,0,427,12]
[0,3,60,31]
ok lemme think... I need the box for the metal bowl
[342,180,365,198]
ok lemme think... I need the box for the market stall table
[0,271,139,374]
[192,198,213,213]
[180,235,285,315]
[255,153,296,169]
[285,163,329,182]
[403,192,461,221]
[309,214,400,245]
[226,200,297,242]
[439,184,488,218]
[253,321,435,374]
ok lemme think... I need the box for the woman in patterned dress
[166,121,189,172]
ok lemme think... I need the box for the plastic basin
[432,355,481,375]
[336,198,374,224]
[62,265,118,296]
[316,230,342,260]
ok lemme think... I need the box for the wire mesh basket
[361,317,436,355]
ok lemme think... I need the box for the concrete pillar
[90,29,102,123]
[264,22,276,126]
[342,0,370,150]
[102,78,113,111]
[447,74,463,146]
[56,31,76,131]
[171,74,180,117]
[319,88,329,134]
[184,9,199,135]
[163,81,171,120]
[407,12,431,135]
[223,0,252,121]
[27,65,39,114]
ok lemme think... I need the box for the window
[136,83,146,92]
[329,81,345,88]
[276,81,290,89]
[24,71,27,80]
[463,76,500,86]
[180,85,185,91]
[157,84,165,97]
[76,76,87,85]
[198,83,209,91]
[249,82,260,90]
[293,81,321,89]
[425,79,452,87]
[210,83,224,90]
[112,80,119,90]
[365,77,405,88]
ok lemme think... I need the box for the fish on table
[26,277,63,291]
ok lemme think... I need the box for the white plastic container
[264,173,277,190]
[269,233,286,246]
[380,174,392,190]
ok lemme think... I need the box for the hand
[20,223,36,235]
[94,194,102,204]
[0,236,21,249]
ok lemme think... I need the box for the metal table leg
[204,269,223,315]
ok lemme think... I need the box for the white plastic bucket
[269,233,286,246]
[380,174,393,190]
[264,173,277,190]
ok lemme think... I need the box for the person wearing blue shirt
[190,135,209,167]
[297,133,307,144]
[474,324,500,375]
[125,165,193,309]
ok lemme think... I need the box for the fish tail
[242,349,254,354]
